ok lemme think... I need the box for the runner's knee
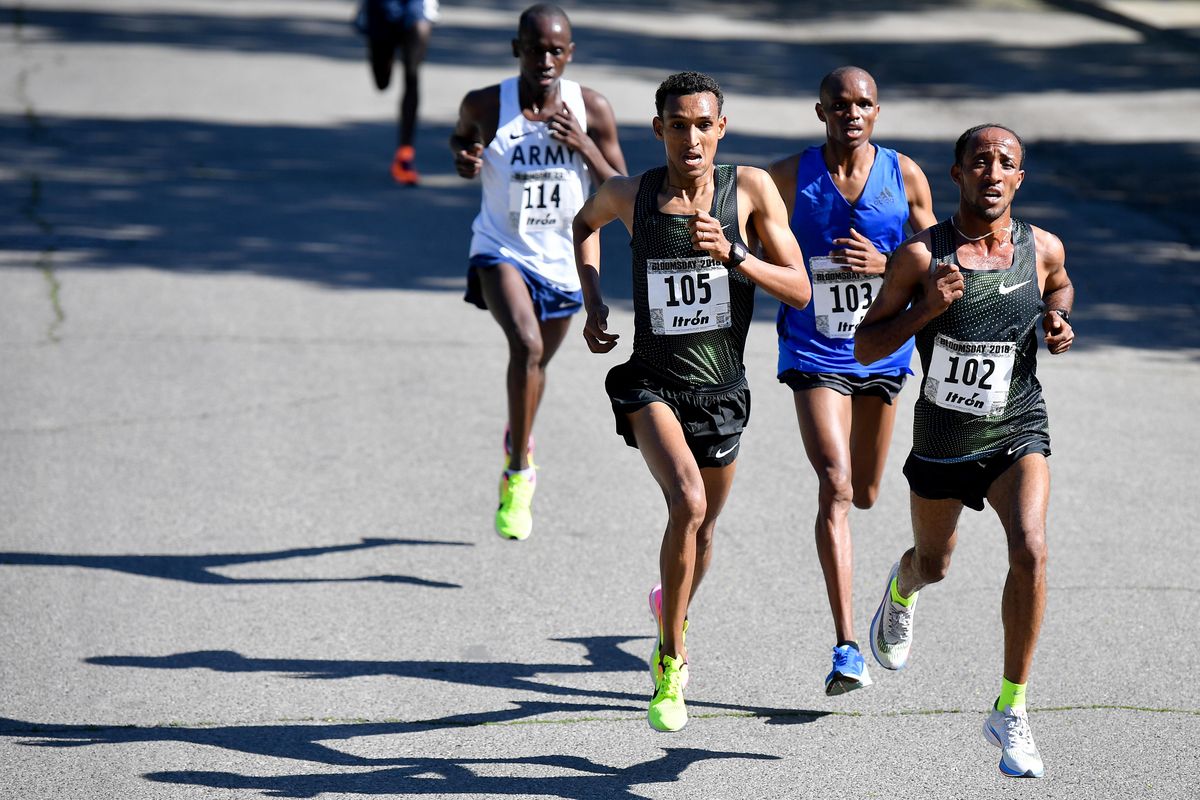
[1007,532,1046,576]
[912,550,952,584]
[851,478,881,510]
[817,465,854,511]
[667,483,707,533]
[506,324,544,367]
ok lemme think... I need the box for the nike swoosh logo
[998,279,1031,295]
[1007,442,1029,456]
[510,131,533,140]
[714,442,739,459]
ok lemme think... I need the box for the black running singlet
[912,219,1049,461]
[629,165,755,387]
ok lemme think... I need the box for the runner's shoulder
[891,227,936,272]
[596,173,641,204]
[734,164,777,197]
[579,85,614,110]
[460,84,501,115]
[896,152,929,180]
[1029,224,1065,268]
[767,152,802,180]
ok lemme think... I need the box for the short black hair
[955,123,1026,168]
[818,66,876,104]
[655,71,723,118]
[518,3,569,36]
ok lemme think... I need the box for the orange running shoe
[391,144,419,185]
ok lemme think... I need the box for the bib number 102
[664,272,712,307]
[943,356,995,389]
[522,182,561,209]
[827,282,874,312]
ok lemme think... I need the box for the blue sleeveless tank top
[777,144,915,377]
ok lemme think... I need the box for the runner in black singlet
[855,124,1075,779]
[572,72,811,733]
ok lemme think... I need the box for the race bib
[645,256,731,335]
[810,256,882,339]
[923,333,1016,416]
[508,169,578,233]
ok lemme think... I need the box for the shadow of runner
[0,537,469,587]
[81,639,832,724]
[141,748,782,799]
[0,701,644,765]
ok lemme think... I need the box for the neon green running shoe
[648,653,688,732]
[648,583,689,689]
[495,470,535,540]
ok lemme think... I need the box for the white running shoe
[984,704,1045,778]
[869,561,918,670]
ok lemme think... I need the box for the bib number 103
[826,281,874,312]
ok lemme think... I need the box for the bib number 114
[522,182,561,209]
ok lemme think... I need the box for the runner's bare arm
[767,153,800,221]
[855,234,959,364]
[449,87,499,179]
[1035,227,1074,355]
[547,88,627,184]
[900,153,937,233]
[694,166,809,309]
[573,176,637,353]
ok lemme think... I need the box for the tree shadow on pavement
[6,111,1195,351]
[5,0,1197,355]
[0,537,469,587]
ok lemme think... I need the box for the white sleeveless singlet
[468,77,591,290]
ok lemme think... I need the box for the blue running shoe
[825,643,873,695]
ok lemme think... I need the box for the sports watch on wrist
[1051,307,1070,323]
[727,241,748,268]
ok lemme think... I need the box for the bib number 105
[663,272,712,306]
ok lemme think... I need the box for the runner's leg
[397,20,432,148]
[898,494,963,597]
[985,453,1050,685]
[627,403,706,662]
[849,393,899,509]
[477,263,543,472]
[689,462,737,604]
[795,387,856,642]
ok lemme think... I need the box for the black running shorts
[779,369,907,404]
[605,358,750,469]
[903,436,1051,511]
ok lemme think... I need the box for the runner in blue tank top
[767,67,935,696]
